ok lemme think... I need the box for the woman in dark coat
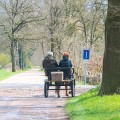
[59,52,72,80]
[57,52,73,97]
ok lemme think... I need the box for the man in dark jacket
[42,52,58,79]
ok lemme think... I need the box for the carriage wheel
[70,80,75,97]
[44,82,48,98]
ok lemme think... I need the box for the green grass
[0,69,28,81]
[65,88,120,120]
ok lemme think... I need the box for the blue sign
[83,49,90,60]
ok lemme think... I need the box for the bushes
[26,58,33,68]
[0,53,10,69]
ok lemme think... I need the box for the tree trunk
[18,44,26,70]
[99,0,120,95]
[41,40,45,57]
[18,44,22,69]
[10,35,16,72]
[51,38,54,52]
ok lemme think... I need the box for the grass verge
[65,88,120,120]
[0,69,29,81]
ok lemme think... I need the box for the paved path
[0,69,95,120]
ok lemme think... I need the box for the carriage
[44,67,75,98]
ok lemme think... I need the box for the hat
[47,51,53,56]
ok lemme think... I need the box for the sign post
[83,49,90,85]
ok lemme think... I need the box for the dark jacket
[59,56,72,79]
[42,55,58,69]
[42,55,58,77]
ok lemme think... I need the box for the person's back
[59,56,72,67]
[43,56,57,68]
[59,52,73,96]
[59,52,72,79]
[42,52,58,79]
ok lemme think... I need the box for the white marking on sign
[85,51,87,58]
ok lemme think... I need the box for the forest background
[0,0,107,85]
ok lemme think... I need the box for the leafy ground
[65,88,120,120]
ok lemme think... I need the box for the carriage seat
[45,67,73,81]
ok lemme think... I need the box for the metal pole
[84,62,87,85]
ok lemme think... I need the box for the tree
[40,0,106,81]
[62,0,106,81]
[99,0,120,95]
[0,0,43,72]
[42,0,67,59]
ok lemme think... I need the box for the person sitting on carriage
[42,51,58,80]
[57,52,73,97]
[59,52,73,79]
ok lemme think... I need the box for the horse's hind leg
[55,86,60,97]
[65,84,69,96]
